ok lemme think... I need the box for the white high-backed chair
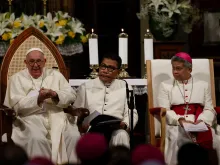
[0,27,68,144]
[0,27,89,144]
[146,59,218,153]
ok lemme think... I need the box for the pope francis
[4,48,80,164]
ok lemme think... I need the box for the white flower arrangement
[0,11,88,45]
[137,0,201,38]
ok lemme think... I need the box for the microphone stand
[129,90,134,150]
[123,79,135,150]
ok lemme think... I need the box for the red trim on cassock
[171,104,213,149]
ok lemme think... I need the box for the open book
[83,110,121,133]
[183,122,208,132]
[83,110,101,125]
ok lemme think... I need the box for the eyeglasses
[99,63,118,72]
[27,59,44,67]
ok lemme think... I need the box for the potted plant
[137,0,201,40]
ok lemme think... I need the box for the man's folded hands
[37,88,58,105]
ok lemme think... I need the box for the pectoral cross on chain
[184,104,191,111]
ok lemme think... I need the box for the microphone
[123,79,130,108]
[129,90,134,149]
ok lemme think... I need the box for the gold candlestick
[142,64,147,79]
[88,28,98,38]
[118,28,128,38]
[88,64,99,79]
[42,0,47,15]
[88,29,99,79]
[118,64,130,78]
[144,29,153,39]
[118,28,129,78]
[8,0,13,13]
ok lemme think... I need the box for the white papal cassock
[158,76,220,165]
[4,68,80,164]
[73,77,138,148]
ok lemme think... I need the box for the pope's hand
[38,88,51,100]
[38,88,58,105]
[48,89,58,98]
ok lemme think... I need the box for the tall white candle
[144,29,153,61]
[119,29,128,64]
[119,38,128,64]
[89,34,99,65]
[144,38,153,61]
[89,39,99,64]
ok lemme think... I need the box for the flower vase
[149,16,178,41]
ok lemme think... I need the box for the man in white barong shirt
[158,52,220,165]
[4,48,80,164]
[73,53,138,148]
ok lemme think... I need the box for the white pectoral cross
[184,104,191,111]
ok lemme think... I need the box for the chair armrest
[0,105,16,117]
[149,107,166,116]
[149,107,166,153]
[64,106,90,134]
[214,107,220,115]
[215,107,220,125]
[0,105,16,144]
[63,106,90,125]
[63,106,90,118]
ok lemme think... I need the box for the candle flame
[91,28,94,33]
[121,28,124,32]
[147,29,149,32]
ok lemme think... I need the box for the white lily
[137,4,149,19]
[56,11,70,20]
[0,21,11,36]
[161,0,181,18]
[0,11,87,44]
[149,0,164,13]
[44,12,58,29]
[0,12,11,36]
[0,12,10,23]
[44,22,63,41]
[68,18,85,34]
[11,28,23,38]
[5,13,15,27]
[137,0,201,37]
[31,14,42,26]
[21,14,35,29]
[179,0,191,9]
[6,13,22,30]
[0,13,4,23]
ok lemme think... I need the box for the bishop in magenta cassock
[158,52,220,165]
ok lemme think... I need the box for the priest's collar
[176,75,192,84]
[98,77,116,87]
